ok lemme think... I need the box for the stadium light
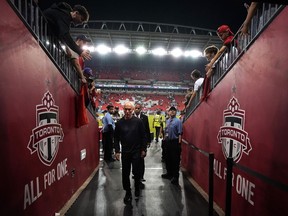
[184,49,202,58]
[151,47,167,56]
[114,45,130,55]
[135,46,147,55]
[170,48,183,58]
[96,44,112,55]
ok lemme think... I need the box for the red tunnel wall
[182,7,288,216]
[0,2,100,216]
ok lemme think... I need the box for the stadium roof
[70,20,223,52]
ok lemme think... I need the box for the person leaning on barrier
[43,2,91,61]
[66,35,92,83]
[201,45,219,101]
[205,25,236,78]
[240,1,286,36]
[186,69,204,108]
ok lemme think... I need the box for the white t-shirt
[194,78,204,91]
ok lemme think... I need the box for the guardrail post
[225,157,233,216]
[208,153,214,216]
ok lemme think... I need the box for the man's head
[75,35,91,47]
[191,69,202,81]
[71,5,89,25]
[168,106,177,118]
[123,102,134,119]
[217,25,234,42]
[106,104,114,114]
[134,103,142,116]
[204,45,219,62]
[83,67,94,80]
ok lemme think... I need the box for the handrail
[7,0,98,119]
[182,139,214,216]
[183,4,285,122]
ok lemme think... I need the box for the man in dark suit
[134,103,151,183]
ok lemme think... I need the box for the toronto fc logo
[217,97,252,163]
[27,91,64,166]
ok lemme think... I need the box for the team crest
[27,91,64,166]
[217,97,252,163]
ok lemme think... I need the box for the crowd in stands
[96,91,185,113]
[96,67,191,83]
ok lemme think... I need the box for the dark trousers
[155,126,161,141]
[161,140,167,161]
[102,132,113,161]
[165,139,181,179]
[121,152,141,192]
[140,157,145,179]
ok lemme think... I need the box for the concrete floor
[65,140,219,216]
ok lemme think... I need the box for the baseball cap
[76,35,91,42]
[83,67,94,78]
[217,25,234,35]
[169,106,177,111]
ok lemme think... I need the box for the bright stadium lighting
[151,47,167,56]
[114,45,130,55]
[171,48,183,58]
[135,46,147,55]
[190,50,202,58]
[83,45,95,52]
[184,49,202,58]
[96,44,111,55]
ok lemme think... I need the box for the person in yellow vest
[153,110,163,143]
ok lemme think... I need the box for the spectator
[43,2,91,61]
[114,102,147,204]
[201,45,219,101]
[186,69,204,108]
[183,88,193,108]
[240,2,259,36]
[240,1,284,36]
[102,104,115,162]
[134,103,151,186]
[66,35,92,83]
[161,106,183,186]
[205,25,237,78]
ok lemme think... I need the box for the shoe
[161,173,172,180]
[171,177,179,185]
[135,189,140,198]
[123,191,132,204]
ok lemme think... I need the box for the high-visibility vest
[153,114,162,127]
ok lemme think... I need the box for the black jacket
[114,116,146,154]
[43,2,83,55]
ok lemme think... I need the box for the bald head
[123,102,134,119]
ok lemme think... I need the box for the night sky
[39,0,247,33]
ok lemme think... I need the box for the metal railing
[7,0,98,118]
[182,139,215,216]
[184,3,285,122]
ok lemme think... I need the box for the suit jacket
[136,113,151,143]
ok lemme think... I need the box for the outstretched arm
[240,2,259,35]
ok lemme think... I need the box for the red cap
[217,25,234,35]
